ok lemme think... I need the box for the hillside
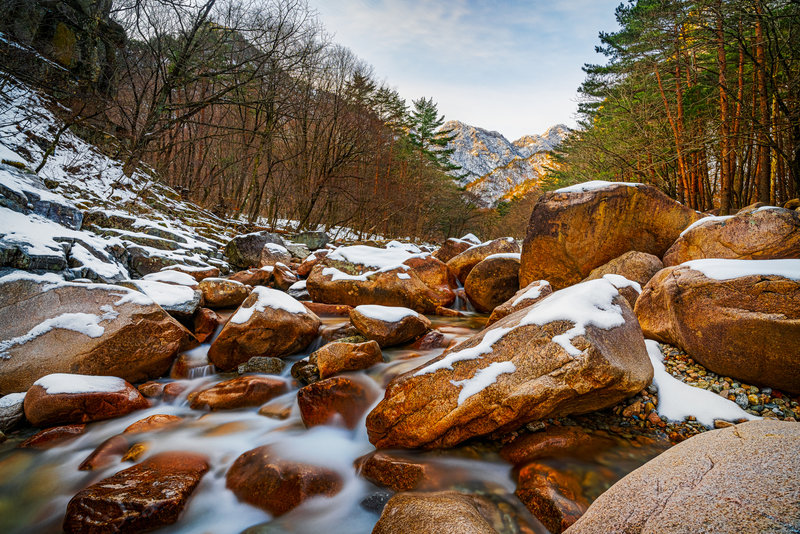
[443,121,568,207]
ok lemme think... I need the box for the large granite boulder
[582,250,663,288]
[446,237,519,284]
[520,182,699,289]
[225,231,285,269]
[464,253,521,312]
[349,305,431,347]
[366,278,653,449]
[565,420,800,534]
[663,206,800,266]
[208,287,320,371]
[634,259,800,393]
[0,272,193,394]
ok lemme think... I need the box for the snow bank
[230,286,307,324]
[645,340,758,426]
[450,361,516,405]
[327,245,425,269]
[33,373,127,395]
[684,259,800,281]
[354,304,418,323]
[555,181,641,193]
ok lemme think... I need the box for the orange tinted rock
[189,375,288,410]
[137,381,165,398]
[355,451,441,492]
[297,250,328,277]
[516,462,589,533]
[464,254,521,312]
[433,238,473,263]
[635,261,800,393]
[520,183,699,289]
[208,287,321,371]
[228,267,274,287]
[192,307,221,343]
[19,424,86,449]
[366,280,653,449]
[408,330,451,350]
[446,237,520,284]
[198,277,249,309]
[0,278,192,395]
[63,452,209,534]
[582,251,663,289]
[501,426,616,466]
[163,382,187,402]
[259,244,292,268]
[302,302,353,316]
[23,376,149,427]
[487,280,552,326]
[297,376,379,429]
[403,255,456,307]
[162,265,220,282]
[272,263,298,291]
[664,207,800,266]
[79,435,130,471]
[349,305,431,347]
[226,445,342,516]
[124,414,183,434]
[310,340,383,379]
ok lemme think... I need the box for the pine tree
[408,97,460,172]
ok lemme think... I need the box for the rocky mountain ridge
[442,120,569,207]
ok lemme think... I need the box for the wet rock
[0,273,193,394]
[229,267,273,287]
[79,435,130,471]
[137,381,165,398]
[501,426,616,466]
[0,392,26,433]
[464,253,521,312]
[306,264,445,314]
[198,277,249,309]
[19,423,86,449]
[349,305,431,347]
[402,255,456,308]
[208,287,320,371]
[516,462,589,533]
[23,374,149,427]
[366,279,653,449]
[487,280,552,326]
[63,452,209,533]
[258,399,293,420]
[582,250,663,288]
[663,206,800,265]
[635,260,800,393]
[192,307,221,343]
[189,375,288,410]
[433,237,473,263]
[124,414,182,434]
[303,302,353,317]
[260,243,292,268]
[520,182,699,289]
[297,249,328,277]
[297,376,379,429]
[237,356,285,375]
[355,451,442,492]
[446,237,520,284]
[565,420,800,534]
[291,359,320,386]
[407,330,451,351]
[309,340,383,379]
[225,231,285,269]
[161,264,220,282]
[226,445,342,516]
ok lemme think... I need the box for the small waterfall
[188,364,216,378]
[452,279,475,312]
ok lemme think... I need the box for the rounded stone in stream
[63,452,209,533]
[238,356,286,375]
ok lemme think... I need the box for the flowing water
[0,313,669,533]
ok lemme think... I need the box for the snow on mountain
[442,121,569,208]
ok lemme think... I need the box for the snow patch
[143,270,198,286]
[354,304,418,323]
[33,373,127,395]
[397,272,411,280]
[459,233,481,245]
[230,286,307,324]
[511,280,550,307]
[602,274,642,293]
[555,181,641,194]
[450,361,517,405]
[130,280,197,307]
[0,312,113,359]
[0,392,26,407]
[684,259,800,281]
[484,253,521,261]
[679,215,734,237]
[327,245,425,269]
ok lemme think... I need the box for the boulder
[664,206,800,266]
[289,230,330,251]
[297,250,328,277]
[309,340,383,378]
[119,280,201,321]
[192,307,220,343]
[287,280,309,300]
[516,462,589,533]
[189,375,288,410]
[582,250,663,288]
[501,426,616,466]
[297,375,379,429]
[228,267,273,286]
[402,255,456,307]
[354,450,446,492]
[162,264,220,282]
[306,264,445,313]
[23,374,149,427]
[349,305,431,347]
[198,277,249,309]
[487,280,552,326]
[446,237,520,284]
[519,182,700,289]
[366,278,654,449]
[19,423,86,449]
[464,253,521,312]
[142,270,199,287]
[225,231,285,269]
[0,273,193,394]
[272,263,298,290]
[634,259,800,393]
[0,392,25,433]
[226,445,342,516]
[259,243,292,268]
[208,287,320,371]
[433,237,473,263]
[284,241,311,260]
[63,452,209,533]
[565,420,800,534]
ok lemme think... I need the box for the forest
[551,0,800,213]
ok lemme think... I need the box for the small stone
[237,356,285,375]
[747,394,760,406]
[714,420,734,428]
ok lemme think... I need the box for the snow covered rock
[228,266,274,286]
[259,242,292,267]
[120,280,201,320]
[582,250,664,289]
[432,237,473,263]
[207,287,321,371]
[309,340,383,379]
[287,279,309,300]
[272,262,298,290]
[401,254,456,307]
[225,231,285,269]
[487,280,552,326]
[349,305,431,347]
[446,237,519,284]
[565,420,800,534]
[0,392,26,432]
[23,374,149,427]
[0,163,83,229]
[366,278,653,449]
[198,277,249,308]
[464,253,521,313]
[520,182,700,289]
[142,270,199,287]
[0,272,194,394]
[664,206,800,266]
[162,264,220,282]
[635,259,800,393]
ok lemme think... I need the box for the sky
[307,0,622,141]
